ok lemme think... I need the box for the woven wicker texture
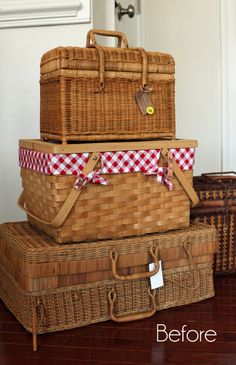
[40,29,175,142]
[0,262,214,335]
[191,173,236,275]
[21,168,193,243]
[0,222,217,291]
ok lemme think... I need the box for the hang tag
[149,261,164,290]
[135,90,155,116]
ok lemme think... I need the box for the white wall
[0,21,93,224]
[141,0,222,175]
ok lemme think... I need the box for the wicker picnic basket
[0,222,217,291]
[18,139,199,243]
[40,29,175,143]
[191,172,236,275]
[0,219,217,351]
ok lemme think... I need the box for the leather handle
[109,246,159,281]
[108,287,156,323]
[86,28,129,48]
[17,152,100,229]
[161,148,199,207]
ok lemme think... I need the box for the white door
[114,0,141,47]
[92,0,140,47]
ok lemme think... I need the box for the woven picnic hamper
[40,29,175,143]
[18,139,199,243]
[191,172,236,275]
[0,222,217,291]
[0,221,217,351]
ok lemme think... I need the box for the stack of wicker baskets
[0,29,218,351]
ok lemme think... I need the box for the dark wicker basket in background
[191,172,236,275]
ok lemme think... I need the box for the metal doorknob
[116,3,135,21]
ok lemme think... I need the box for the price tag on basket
[135,88,155,115]
[149,261,164,289]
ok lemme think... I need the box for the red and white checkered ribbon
[74,171,108,190]
[19,147,195,191]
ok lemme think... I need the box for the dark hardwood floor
[1,275,236,365]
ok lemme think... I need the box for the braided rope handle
[109,245,159,281]
[108,287,156,322]
[164,240,200,291]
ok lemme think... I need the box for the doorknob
[116,2,135,21]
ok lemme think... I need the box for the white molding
[0,0,90,28]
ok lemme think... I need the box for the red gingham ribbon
[142,166,174,191]
[19,147,195,192]
[74,171,109,190]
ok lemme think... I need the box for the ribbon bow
[74,171,108,190]
[157,168,174,191]
[142,150,174,191]
[142,167,173,191]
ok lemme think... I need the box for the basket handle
[86,29,148,91]
[200,171,236,187]
[108,287,156,322]
[165,240,200,291]
[95,45,148,91]
[109,245,159,281]
[161,148,199,207]
[86,28,129,48]
[17,152,100,229]
[202,171,236,177]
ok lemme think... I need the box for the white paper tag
[149,261,164,290]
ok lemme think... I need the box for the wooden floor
[1,275,236,365]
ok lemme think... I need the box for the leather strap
[18,152,100,228]
[131,47,148,89]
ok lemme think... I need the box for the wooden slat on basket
[21,169,193,243]
[19,138,198,154]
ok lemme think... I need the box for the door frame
[220,0,236,171]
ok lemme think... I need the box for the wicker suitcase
[0,222,217,291]
[191,172,236,275]
[40,29,175,143]
[0,221,217,351]
[0,263,215,351]
[18,139,199,243]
